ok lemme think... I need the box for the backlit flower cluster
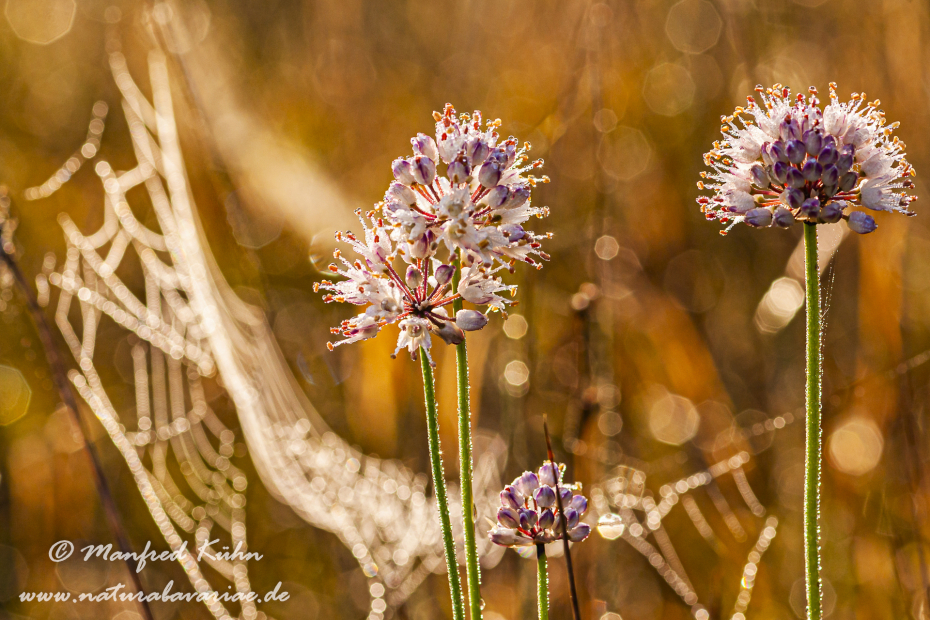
[698,83,916,235]
[316,105,550,365]
[489,462,591,547]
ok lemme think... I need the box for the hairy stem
[452,266,482,620]
[1,249,154,620]
[537,544,549,620]
[803,222,823,620]
[420,350,465,620]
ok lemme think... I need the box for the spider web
[37,43,506,619]
[590,410,798,620]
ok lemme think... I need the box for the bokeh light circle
[5,0,76,45]
[828,417,884,476]
[665,0,723,54]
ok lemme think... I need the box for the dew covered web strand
[590,410,798,620]
[37,29,506,619]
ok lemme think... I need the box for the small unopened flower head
[698,83,917,235]
[318,105,555,365]
[489,461,591,548]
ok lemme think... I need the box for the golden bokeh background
[2,0,930,619]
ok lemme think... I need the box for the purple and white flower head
[385,104,551,268]
[698,83,916,235]
[317,105,552,365]
[489,461,591,548]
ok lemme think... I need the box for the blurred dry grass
[3,0,930,619]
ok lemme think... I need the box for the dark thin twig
[543,416,582,620]
[0,195,154,620]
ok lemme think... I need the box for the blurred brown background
[2,0,930,619]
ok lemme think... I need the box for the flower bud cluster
[698,83,916,235]
[489,462,591,547]
[316,105,551,365]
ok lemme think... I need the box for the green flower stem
[536,544,549,620]
[803,222,823,620]
[452,266,482,620]
[420,350,465,620]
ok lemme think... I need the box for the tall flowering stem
[452,263,482,620]
[697,84,918,620]
[420,349,465,620]
[803,223,823,620]
[317,104,551,615]
[536,544,549,620]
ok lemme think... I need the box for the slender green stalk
[419,350,465,620]
[536,544,549,620]
[452,265,482,620]
[803,222,823,620]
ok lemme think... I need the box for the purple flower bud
[822,134,836,149]
[821,184,838,200]
[839,171,858,192]
[744,207,773,228]
[392,158,416,185]
[750,165,770,188]
[761,142,775,166]
[497,507,521,529]
[447,160,469,185]
[534,486,556,509]
[818,144,838,166]
[781,188,803,210]
[409,230,436,260]
[802,160,823,182]
[772,161,789,184]
[563,508,580,529]
[773,206,795,228]
[786,167,806,189]
[412,156,436,186]
[779,117,800,141]
[386,181,417,206]
[434,264,454,286]
[770,141,788,163]
[501,224,525,242]
[837,145,854,174]
[489,525,521,546]
[569,494,588,514]
[456,309,489,331]
[435,321,465,345]
[411,133,438,161]
[503,143,517,168]
[478,161,502,188]
[465,137,490,167]
[514,471,540,497]
[502,185,530,210]
[538,508,555,530]
[786,140,806,164]
[800,197,821,218]
[819,201,843,224]
[821,165,839,187]
[558,487,572,504]
[804,130,823,156]
[538,462,559,486]
[484,185,509,209]
[501,487,520,509]
[520,508,538,529]
[847,211,877,234]
[405,265,423,290]
[568,523,591,542]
